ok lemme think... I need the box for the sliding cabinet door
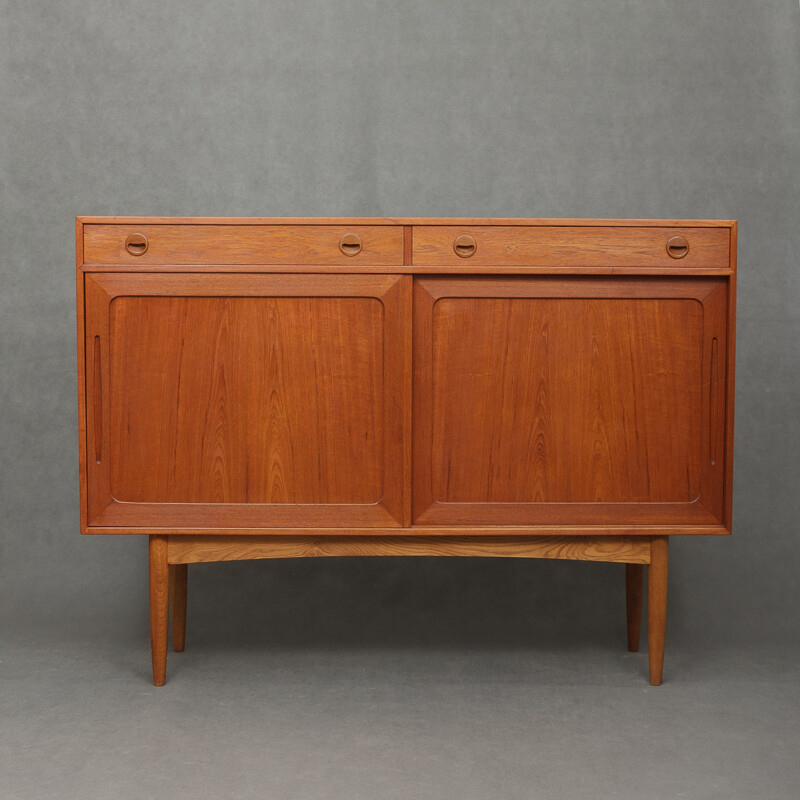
[413,277,728,529]
[84,273,410,529]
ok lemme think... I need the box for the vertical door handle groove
[709,337,719,465]
[93,335,102,463]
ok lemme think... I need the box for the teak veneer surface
[83,272,411,528]
[110,295,384,505]
[77,218,734,535]
[432,295,702,502]
[412,225,729,268]
[76,217,735,685]
[413,277,728,527]
[79,218,734,274]
[84,224,404,266]
[166,535,652,565]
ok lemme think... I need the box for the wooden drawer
[83,224,404,266]
[412,226,730,269]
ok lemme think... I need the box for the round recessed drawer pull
[666,235,689,259]
[125,233,149,256]
[453,234,477,258]
[339,233,363,256]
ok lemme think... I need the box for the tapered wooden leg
[625,563,644,652]
[149,535,169,686]
[647,536,669,686]
[170,563,188,652]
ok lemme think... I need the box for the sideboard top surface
[77,216,736,227]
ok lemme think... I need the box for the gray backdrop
[2,0,798,649]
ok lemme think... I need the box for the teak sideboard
[75,217,736,686]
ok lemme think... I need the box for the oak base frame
[148,534,669,687]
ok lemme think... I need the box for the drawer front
[83,224,404,266]
[412,226,730,268]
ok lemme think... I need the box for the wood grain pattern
[413,226,730,269]
[166,535,652,565]
[149,535,169,686]
[432,298,701,502]
[414,277,728,527]
[648,536,669,685]
[626,563,644,652]
[110,296,383,504]
[84,224,404,266]
[169,564,187,652]
[84,273,410,528]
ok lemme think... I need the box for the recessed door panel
[109,296,383,505]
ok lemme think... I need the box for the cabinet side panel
[724,229,737,530]
[76,219,87,532]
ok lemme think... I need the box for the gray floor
[2,631,798,800]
